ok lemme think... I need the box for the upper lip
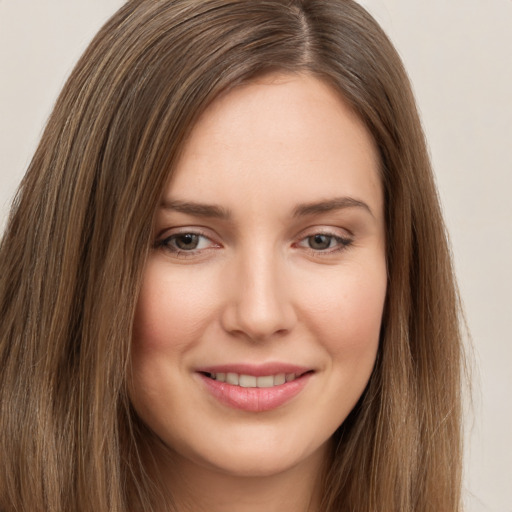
[195,363,312,377]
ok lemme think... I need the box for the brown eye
[308,234,333,250]
[173,233,200,250]
[156,232,214,254]
[296,232,353,254]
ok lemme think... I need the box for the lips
[196,364,313,412]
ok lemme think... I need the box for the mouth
[200,370,311,388]
[196,365,314,412]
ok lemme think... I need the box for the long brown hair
[0,1,464,510]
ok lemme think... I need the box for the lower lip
[198,373,312,412]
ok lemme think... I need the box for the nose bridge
[222,241,296,340]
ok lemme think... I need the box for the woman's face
[130,73,387,479]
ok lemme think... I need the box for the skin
[130,73,387,512]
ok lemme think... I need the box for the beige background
[1,1,511,510]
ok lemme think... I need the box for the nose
[220,247,297,342]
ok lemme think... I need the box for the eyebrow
[293,197,374,218]
[159,196,373,220]
[159,199,231,219]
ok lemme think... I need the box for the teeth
[274,373,286,385]
[239,375,257,387]
[226,372,239,385]
[256,375,274,388]
[208,372,297,388]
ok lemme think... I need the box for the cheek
[129,261,225,420]
[300,260,386,358]
[130,264,201,410]
[132,261,214,353]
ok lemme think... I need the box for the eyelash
[154,230,353,258]
[154,229,218,258]
[295,233,353,255]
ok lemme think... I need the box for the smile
[197,365,314,412]
[204,372,299,388]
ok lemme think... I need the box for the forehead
[166,73,382,217]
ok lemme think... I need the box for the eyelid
[154,227,221,257]
[155,224,219,240]
[293,227,354,254]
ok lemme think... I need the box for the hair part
[0,1,465,510]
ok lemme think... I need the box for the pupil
[310,234,331,250]
[176,234,199,250]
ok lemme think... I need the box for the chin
[170,430,331,480]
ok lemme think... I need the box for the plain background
[0,1,511,510]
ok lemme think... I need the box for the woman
[0,1,464,511]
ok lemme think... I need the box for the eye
[296,232,352,253]
[155,231,219,256]
[305,234,337,250]
[168,233,203,250]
